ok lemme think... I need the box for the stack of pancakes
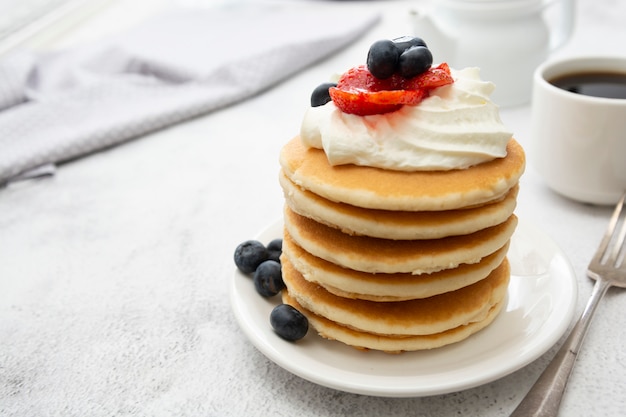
[278,136,525,353]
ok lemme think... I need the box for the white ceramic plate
[230,219,578,397]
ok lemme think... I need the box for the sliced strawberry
[329,63,453,116]
[336,65,395,92]
[329,88,403,116]
[403,63,453,90]
[329,88,426,116]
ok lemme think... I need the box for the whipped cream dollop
[300,67,513,171]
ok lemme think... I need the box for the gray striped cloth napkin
[0,6,379,185]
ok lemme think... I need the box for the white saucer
[230,219,578,397]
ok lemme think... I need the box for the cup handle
[546,0,576,51]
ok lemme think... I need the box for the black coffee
[549,71,626,99]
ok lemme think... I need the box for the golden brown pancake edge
[284,205,518,274]
[279,136,525,211]
[281,255,510,336]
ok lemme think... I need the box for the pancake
[279,136,525,211]
[283,205,518,274]
[282,291,505,353]
[282,231,510,301]
[282,284,504,354]
[280,170,518,240]
[282,256,509,336]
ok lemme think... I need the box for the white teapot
[411,0,575,107]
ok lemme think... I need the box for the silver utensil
[510,192,626,417]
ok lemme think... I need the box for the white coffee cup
[530,56,626,205]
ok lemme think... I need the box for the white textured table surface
[1,1,625,416]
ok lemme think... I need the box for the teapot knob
[546,0,576,51]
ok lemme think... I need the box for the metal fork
[510,192,626,417]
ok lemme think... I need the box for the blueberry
[253,260,284,297]
[267,238,282,252]
[270,304,309,341]
[234,240,269,274]
[267,238,283,263]
[392,36,428,54]
[398,46,433,78]
[366,39,400,79]
[311,82,337,107]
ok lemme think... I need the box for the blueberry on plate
[234,240,269,274]
[270,304,309,341]
[267,238,283,263]
[253,260,284,297]
[366,39,400,79]
[311,82,337,107]
[399,45,433,78]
